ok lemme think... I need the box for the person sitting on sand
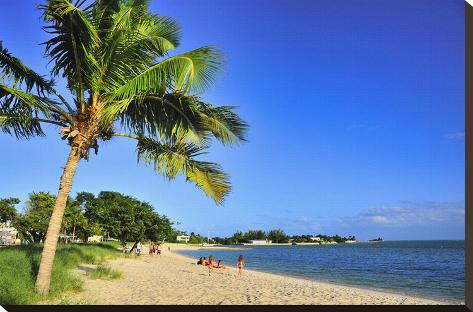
[237,255,244,277]
[208,256,215,276]
[202,257,209,266]
[197,257,204,265]
[214,260,226,269]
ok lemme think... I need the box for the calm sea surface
[176,240,464,303]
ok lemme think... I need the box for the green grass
[0,243,121,304]
[86,265,122,280]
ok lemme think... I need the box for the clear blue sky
[0,0,465,240]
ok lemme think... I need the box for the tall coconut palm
[0,0,248,295]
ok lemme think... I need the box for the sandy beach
[64,244,449,305]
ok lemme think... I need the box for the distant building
[58,234,75,244]
[249,239,272,245]
[87,235,103,243]
[0,225,19,246]
[176,235,190,243]
[309,237,321,242]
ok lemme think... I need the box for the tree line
[0,191,178,249]
[179,229,356,245]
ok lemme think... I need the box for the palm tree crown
[0,0,248,205]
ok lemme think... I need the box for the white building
[310,237,321,242]
[0,225,19,246]
[87,235,103,243]
[249,239,272,245]
[176,235,190,243]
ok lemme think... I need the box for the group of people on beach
[148,242,161,256]
[197,255,245,277]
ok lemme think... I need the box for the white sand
[70,244,449,305]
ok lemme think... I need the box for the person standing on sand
[149,242,155,256]
[237,255,244,277]
[136,241,142,255]
[208,256,215,276]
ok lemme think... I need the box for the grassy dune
[0,243,121,304]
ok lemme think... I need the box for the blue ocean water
[176,240,464,303]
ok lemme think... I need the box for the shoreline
[168,244,457,304]
[66,243,452,305]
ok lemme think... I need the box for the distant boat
[368,237,383,242]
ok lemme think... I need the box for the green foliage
[188,232,205,244]
[10,192,106,243]
[230,231,247,244]
[291,235,316,243]
[0,243,120,304]
[63,195,104,242]
[267,229,289,243]
[0,197,19,223]
[6,189,177,246]
[243,230,267,241]
[13,192,56,243]
[210,231,356,245]
[82,191,174,246]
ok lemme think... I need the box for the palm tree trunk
[35,147,81,295]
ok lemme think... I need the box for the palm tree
[0,0,248,295]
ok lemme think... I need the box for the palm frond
[107,0,150,35]
[0,84,73,123]
[41,0,101,108]
[0,82,69,139]
[0,108,44,139]
[185,160,230,205]
[0,84,53,116]
[136,136,230,204]
[140,14,181,54]
[104,93,204,142]
[136,136,204,178]
[91,0,121,35]
[109,46,222,101]
[195,102,248,146]
[0,41,54,94]
[93,0,181,92]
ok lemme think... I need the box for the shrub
[86,265,123,280]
